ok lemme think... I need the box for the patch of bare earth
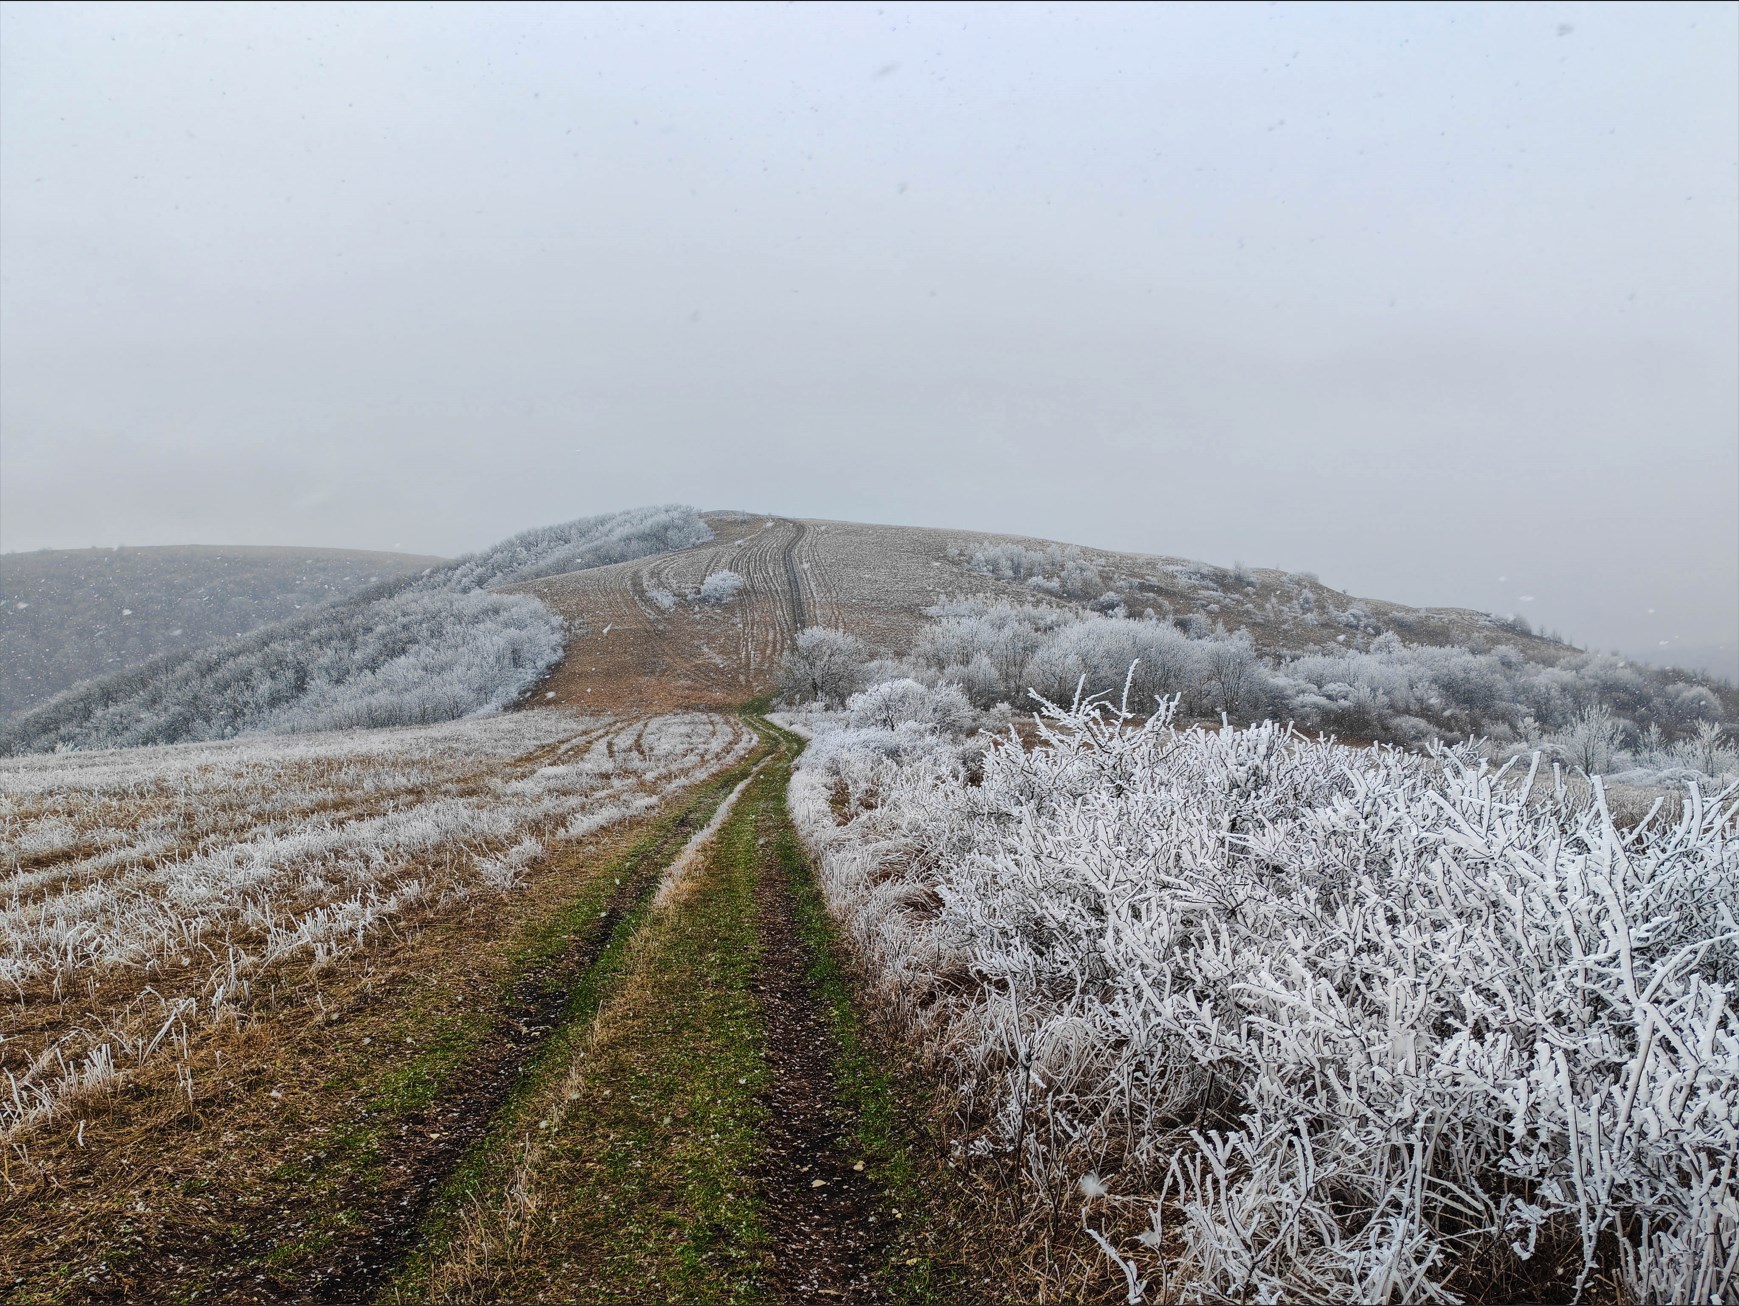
[750,804,886,1302]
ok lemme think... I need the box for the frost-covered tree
[844,678,974,732]
[1554,702,1627,774]
[774,628,869,708]
[1684,719,1734,776]
[1200,628,1265,717]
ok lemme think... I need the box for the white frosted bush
[774,627,869,708]
[844,678,974,733]
[792,698,1739,1303]
[698,569,746,604]
[869,600,1737,782]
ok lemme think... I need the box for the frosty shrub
[843,600,1737,783]
[954,542,1109,600]
[1,506,711,755]
[1553,703,1626,775]
[843,677,974,733]
[698,569,746,604]
[791,698,1739,1303]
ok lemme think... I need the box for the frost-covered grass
[791,696,1739,1303]
[0,708,752,1140]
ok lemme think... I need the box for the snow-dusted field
[1,709,751,1139]
[791,699,1739,1303]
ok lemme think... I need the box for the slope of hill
[0,507,710,754]
[516,512,1571,711]
[0,545,445,718]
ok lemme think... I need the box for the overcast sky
[2,0,1735,674]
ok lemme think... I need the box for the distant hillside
[515,512,1576,712]
[0,545,446,718]
[0,507,711,754]
[516,513,1735,771]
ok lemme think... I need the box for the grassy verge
[758,713,1002,1304]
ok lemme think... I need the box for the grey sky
[2,0,1735,674]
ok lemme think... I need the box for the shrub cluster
[791,696,1739,1303]
[778,601,1737,782]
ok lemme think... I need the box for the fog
[2,1,1734,675]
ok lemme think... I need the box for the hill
[517,512,1734,775]
[516,511,1572,711]
[0,508,708,754]
[0,545,445,718]
[6,509,1729,770]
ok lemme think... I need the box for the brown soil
[749,806,887,1302]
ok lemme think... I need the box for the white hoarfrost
[697,569,746,604]
[791,694,1739,1304]
[1,708,752,1139]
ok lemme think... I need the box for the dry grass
[0,716,762,1300]
[0,710,751,1144]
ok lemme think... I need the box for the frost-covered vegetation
[791,694,1739,1303]
[952,540,1576,648]
[0,506,711,755]
[0,709,751,1139]
[0,545,441,718]
[955,541,1114,600]
[698,569,746,604]
[781,601,1737,785]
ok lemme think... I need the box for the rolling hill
[514,511,1574,714]
[6,508,1727,765]
[0,545,445,717]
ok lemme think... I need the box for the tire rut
[749,748,886,1302]
[779,518,809,634]
[189,765,756,1304]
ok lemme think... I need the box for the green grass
[393,729,794,1301]
[98,750,776,1306]
[513,764,784,1301]
[397,711,984,1302]
[382,748,770,1298]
